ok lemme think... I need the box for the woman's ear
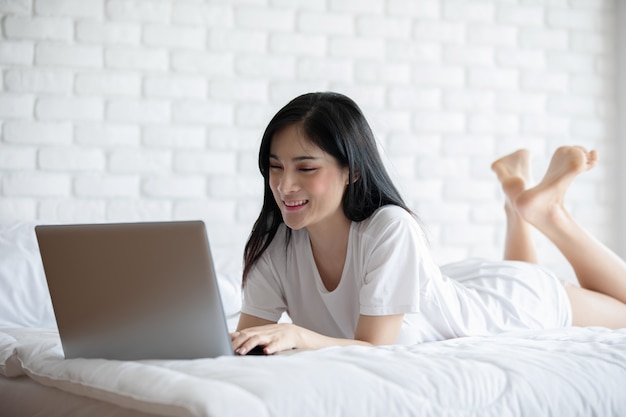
[344,167,360,185]
[344,168,360,185]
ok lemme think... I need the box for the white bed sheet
[1,374,162,417]
[2,327,626,417]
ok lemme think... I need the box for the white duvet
[2,327,626,417]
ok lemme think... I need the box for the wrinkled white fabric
[244,206,571,344]
[2,327,625,417]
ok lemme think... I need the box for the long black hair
[242,92,413,284]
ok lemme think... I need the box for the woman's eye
[269,164,282,170]
[299,167,316,172]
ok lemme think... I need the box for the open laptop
[35,220,237,360]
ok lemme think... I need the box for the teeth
[284,200,307,207]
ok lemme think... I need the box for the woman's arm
[354,313,404,346]
[231,313,404,355]
[236,312,276,331]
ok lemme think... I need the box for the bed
[2,222,626,417]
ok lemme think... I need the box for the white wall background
[617,0,626,262]
[0,0,619,281]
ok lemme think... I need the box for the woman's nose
[278,170,299,194]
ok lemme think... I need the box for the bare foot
[515,146,598,228]
[491,149,532,206]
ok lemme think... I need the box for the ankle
[516,195,564,230]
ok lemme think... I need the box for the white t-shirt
[242,206,572,344]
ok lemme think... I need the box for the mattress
[2,326,626,417]
[1,374,161,417]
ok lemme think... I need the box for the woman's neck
[306,214,351,251]
[307,215,352,292]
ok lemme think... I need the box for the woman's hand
[231,323,306,355]
[231,322,372,355]
[232,312,405,355]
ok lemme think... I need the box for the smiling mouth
[283,200,308,209]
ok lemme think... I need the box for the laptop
[35,220,237,360]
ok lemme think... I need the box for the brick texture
[0,0,619,278]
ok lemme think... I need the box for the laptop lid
[35,220,234,360]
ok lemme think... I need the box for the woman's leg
[514,146,626,327]
[491,149,538,263]
[564,285,626,328]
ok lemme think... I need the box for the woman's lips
[283,200,308,210]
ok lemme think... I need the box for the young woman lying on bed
[230,91,626,355]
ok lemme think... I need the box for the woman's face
[268,124,350,233]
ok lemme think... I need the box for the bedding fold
[1,327,625,417]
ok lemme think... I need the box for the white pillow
[0,222,57,329]
[0,222,243,330]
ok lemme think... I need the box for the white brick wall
[0,0,619,280]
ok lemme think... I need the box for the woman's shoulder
[354,205,422,243]
[360,205,415,229]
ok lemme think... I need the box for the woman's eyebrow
[269,153,322,162]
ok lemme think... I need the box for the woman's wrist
[296,325,373,350]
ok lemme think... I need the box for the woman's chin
[281,210,309,231]
[284,222,306,231]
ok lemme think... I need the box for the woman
[231,92,626,355]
